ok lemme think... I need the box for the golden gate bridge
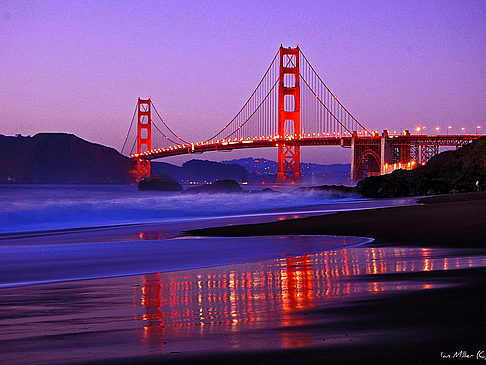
[121,45,483,182]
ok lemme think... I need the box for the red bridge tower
[277,46,301,183]
[136,98,152,180]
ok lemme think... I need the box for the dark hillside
[0,133,135,184]
[151,159,248,183]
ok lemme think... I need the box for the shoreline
[1,247,485,365]
[1,192,485,364]
[187,192,486,248]
[0,235,373,290]
[0,195,418,240]
[80,268,486,365]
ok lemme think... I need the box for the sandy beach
[1,192,485,365]
[88,268,486,365]
[189,191,486,247]
[180,192,486,364]
[1,248,485,365]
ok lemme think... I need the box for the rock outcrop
[183,179,242,194]
[297,184,357,198]
[138,174,183,191]
[357,136,486,198]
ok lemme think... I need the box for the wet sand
[90,268,486,365]
[1,247,485,365]
[1,193,486,364]
[181,192,486,364]
[188,191,486,247]
[0,196,417,245]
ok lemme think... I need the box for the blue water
[0,184,399,288]
[0,235,372,288]
[0,184,362,234]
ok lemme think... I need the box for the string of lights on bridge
[129,124,482,159]
[414,125,482,135]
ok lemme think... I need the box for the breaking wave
[0,185,359,234]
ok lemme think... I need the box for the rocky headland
[297,184,357,198]
[138,174,183,191]
[357,136,486,198]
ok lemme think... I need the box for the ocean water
[0,184,421,289]
[0,184,379,288]
[0,184,363,234]
[0,235,372,288]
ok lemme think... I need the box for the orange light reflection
[136,247,486,353]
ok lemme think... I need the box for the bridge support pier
[380,130,393,175]
[351,130,417,181]
[350,132,381,181]
[136,159,151,181]
[350,135,356,181]
[420,145,439,164]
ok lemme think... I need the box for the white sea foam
[0,185,359,234]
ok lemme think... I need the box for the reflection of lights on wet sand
[422,248,432,271]
[137,247,486,352]
[371,248,378,274]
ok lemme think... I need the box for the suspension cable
[299,72,353,134]
[150,101,190,144]
[224,79,279,140]
[300,49,369,134]
[151,120,182,145]
[121,104,138,154]
[206,50,280,141]
[129,136,137,156]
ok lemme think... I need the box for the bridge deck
[131,135,481,160]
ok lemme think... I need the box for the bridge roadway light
[477,125,482,135]
[447,126,452,135]
[435,126,440,134]
[461,127,466,134]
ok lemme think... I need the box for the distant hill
[152,158,351,185]
[222,157,351,184]
[223,157,350,176]
[223,158,277,176]
[0,133,135,184]
[151,159,248,184]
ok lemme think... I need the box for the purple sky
[1,1,485,164]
